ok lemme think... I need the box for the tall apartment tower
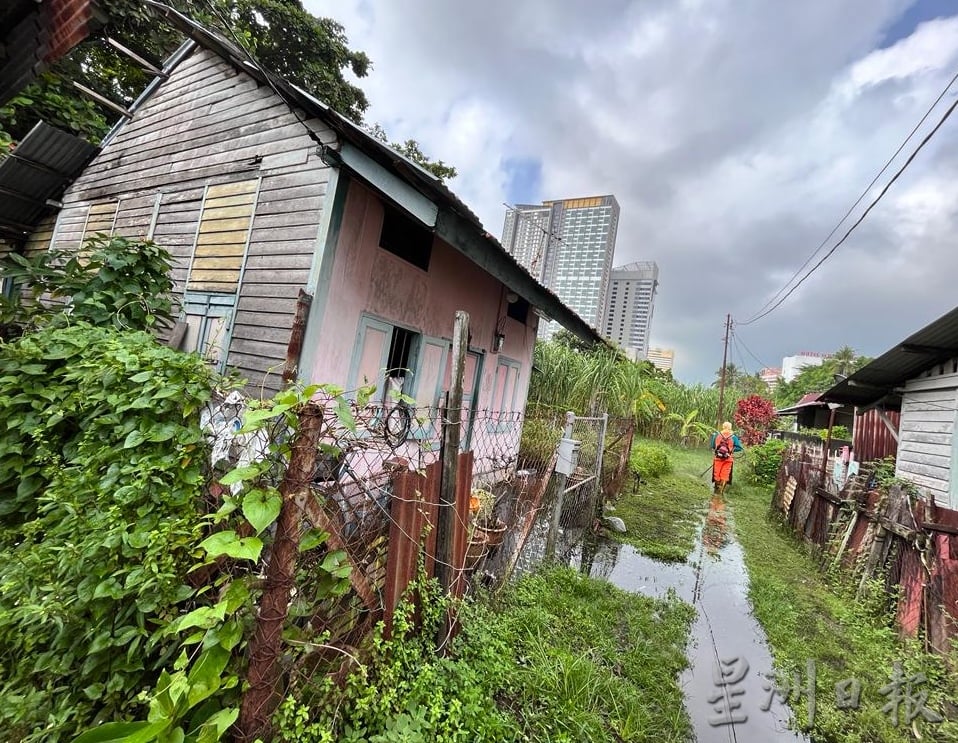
[501,195,620,337]
[603,261,659,359]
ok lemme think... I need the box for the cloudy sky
[306,0,958,384]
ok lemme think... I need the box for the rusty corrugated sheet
[853,408,899,463]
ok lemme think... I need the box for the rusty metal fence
[772,444,958,661]
[198,393,627,740]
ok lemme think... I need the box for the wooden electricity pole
[716,314,731,426]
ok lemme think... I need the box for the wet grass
[730,476,958,742]
[486,565,696,742]
[607,441,713,562]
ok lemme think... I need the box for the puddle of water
[489,491,809,742]
[565,495,809,743]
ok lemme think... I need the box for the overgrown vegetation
[0,325,220,740]
[610,444,712,562]
[748,438,788,487]
[0,233,175,336]
[630,441,673,481]
[287,567,695,742]
[0,232,229,740]
[732,478,958,741]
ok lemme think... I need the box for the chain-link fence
[199,394,627,739]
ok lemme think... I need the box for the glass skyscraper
[603,261,659,360]
[501,195,620,338]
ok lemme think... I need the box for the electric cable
[742,67,958,326]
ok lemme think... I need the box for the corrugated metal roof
[139,1,606,346]
[0,121,98,238]
[821,305,958,409]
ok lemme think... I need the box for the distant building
[781,352,830,382]
[602,261,658,359]
[501,195,620,339]
[646,347,674,372]
[759,366,782,389]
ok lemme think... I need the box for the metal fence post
[545,411,575,560]
[593,412,609,520]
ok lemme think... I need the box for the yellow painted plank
[204,193,256,209]
[188,280,239,293]
[188,268,239,284]
[198,216,254,233]
[89,202,119,216]
[194,243,246,258]
[207,180,258,199]
[192,255,243,270]
[201,204,255,221]
[196,229,250,246]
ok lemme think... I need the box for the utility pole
[716,314,732,426]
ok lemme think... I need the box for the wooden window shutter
[83,200,119,239]
[187,180,259,293]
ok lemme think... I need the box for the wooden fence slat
[450,450,474,601]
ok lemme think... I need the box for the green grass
[608,441,713,561]
[731,477,958,742]
[488,567,696,742]
[304,567,696,742]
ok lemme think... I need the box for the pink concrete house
[16,9,600,465]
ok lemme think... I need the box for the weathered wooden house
[823,305,958,508]
[6,7,600,444]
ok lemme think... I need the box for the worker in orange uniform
[710,421,743,496]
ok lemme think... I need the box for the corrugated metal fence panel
[854,409,900,462]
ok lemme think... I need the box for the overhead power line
[742,66,958,326]
[731,326,771,372]
[740,84,958,327]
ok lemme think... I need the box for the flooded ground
[506,492,809,742]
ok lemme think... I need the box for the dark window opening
[387,326,417,380]
[507,296,530,324]
[380,205,433,270]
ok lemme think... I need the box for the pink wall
[308,180,536,413]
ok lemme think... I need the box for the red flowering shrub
[734,395,777,446]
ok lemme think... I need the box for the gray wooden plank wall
[32,47,335,394]
[898,369,958,506]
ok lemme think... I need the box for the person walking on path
[710,421,743,496]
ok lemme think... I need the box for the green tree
[832,345,857,376]
[4,0,454,179]
[713,362,743,389]
[367,123,457,181]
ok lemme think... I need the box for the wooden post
[820,405,837,486]
[716,313,731,426]
[281,289,312,385]
[435,311,469,594]
[236,403,323,743]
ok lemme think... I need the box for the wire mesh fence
[198,392,629,738]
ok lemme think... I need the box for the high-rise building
[759,367,782,389]
[646,347,674,372]
[602,261,659,359]
[502,195,620,337]
[781,352,830,382]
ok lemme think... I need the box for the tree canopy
[2,0,456,180]
[773,348,872,408]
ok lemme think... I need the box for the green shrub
[0,324,221,741]
[629,441,673,481]
[748,438,788,486]
[0,233,175,334]
[798,425,851,441]
[519,416,562,467]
